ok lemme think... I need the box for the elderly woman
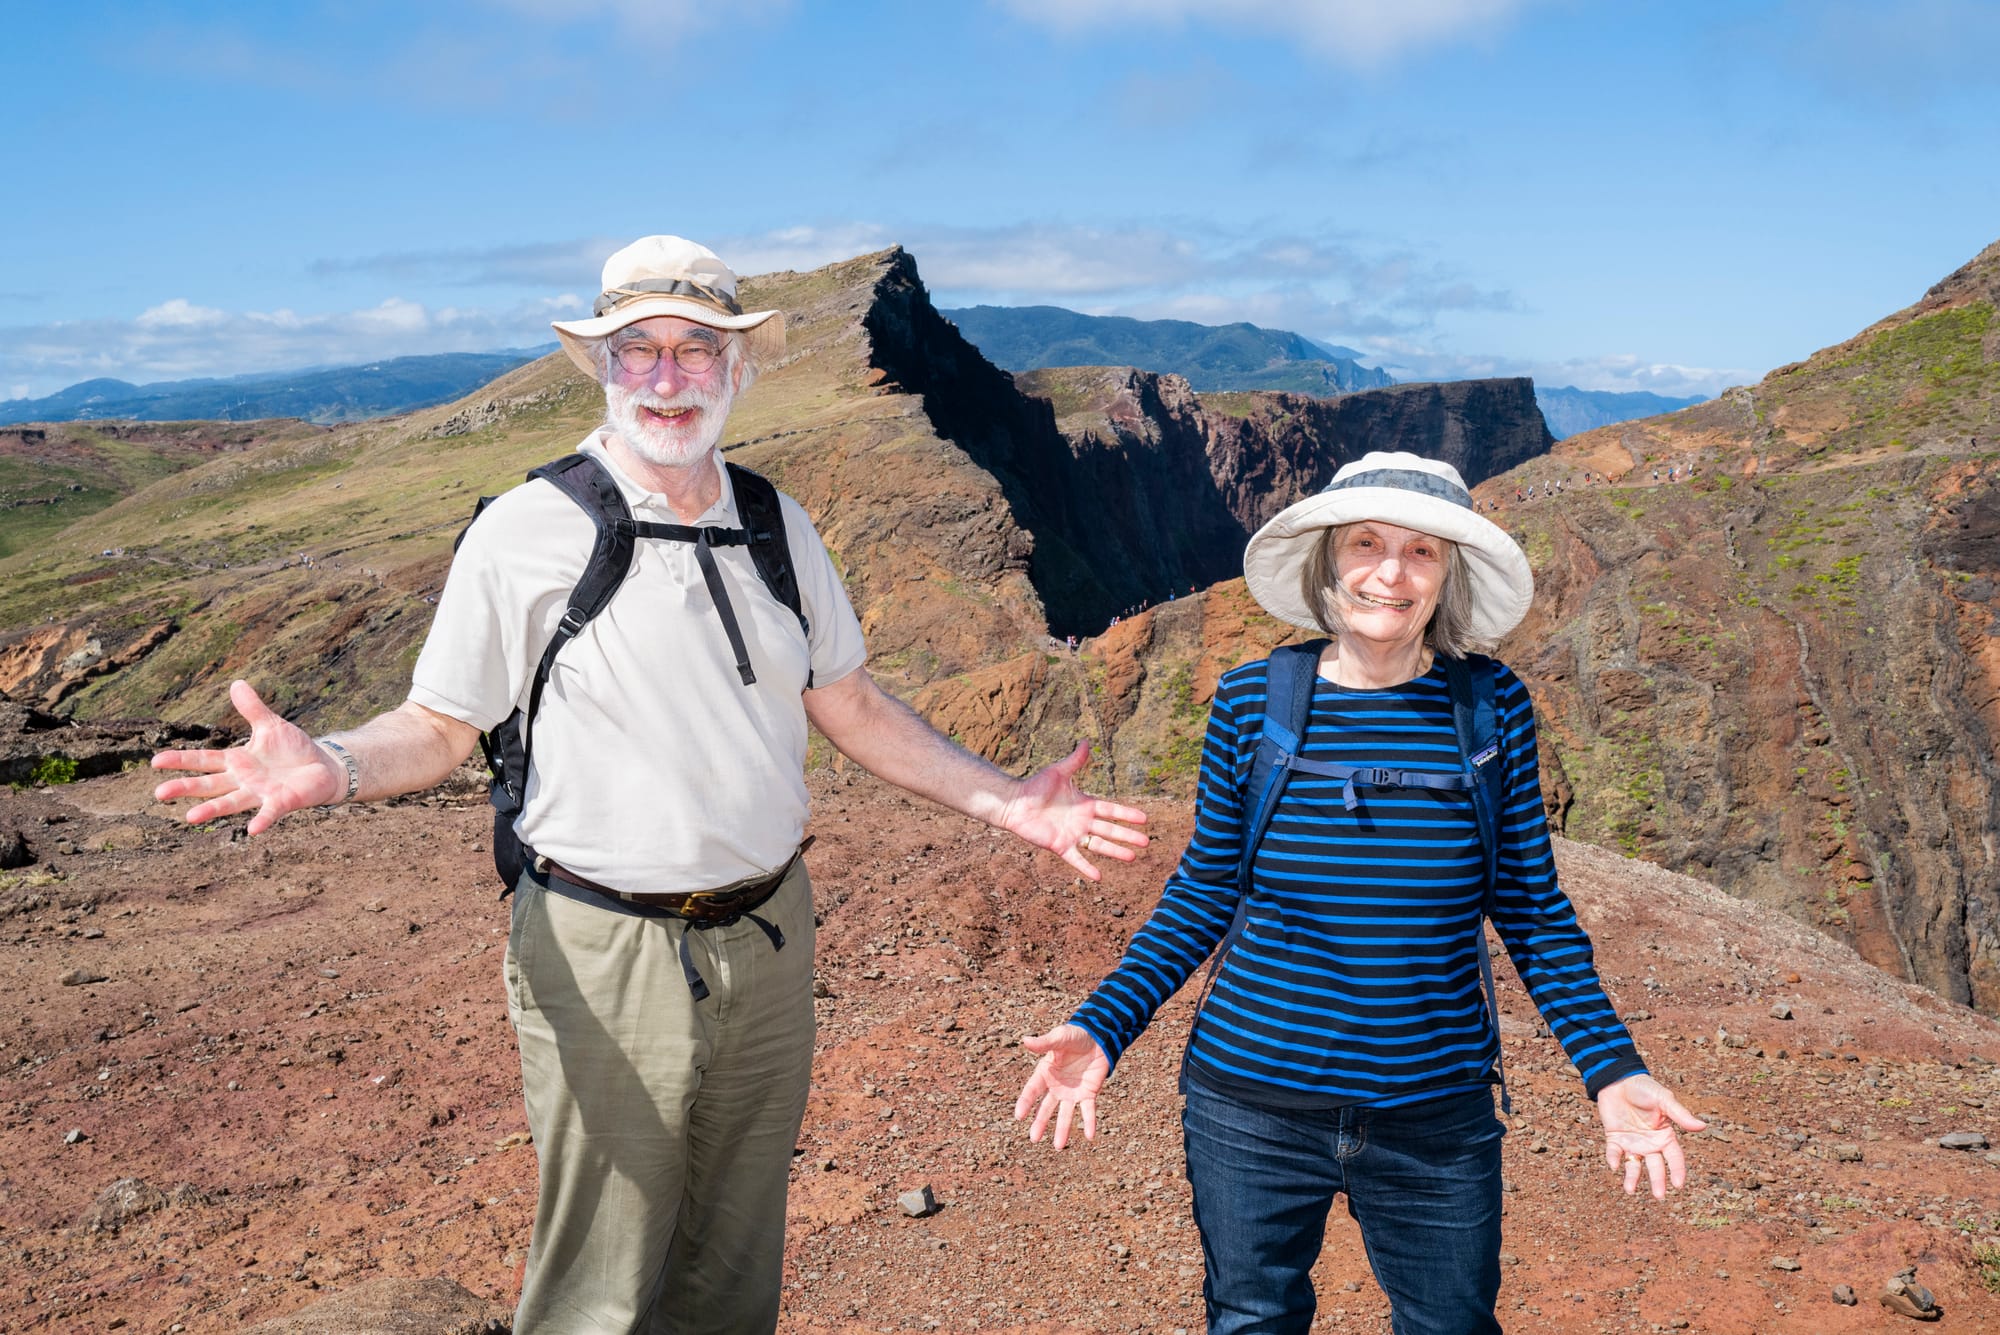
[1016,452,1702,1334]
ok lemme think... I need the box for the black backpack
[454,452,810,891]
[1201,639,1514,1110]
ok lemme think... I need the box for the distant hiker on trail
[1013,452,1702,1335]
[151,234,1148,1335]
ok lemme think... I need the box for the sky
[3,0,1997,403]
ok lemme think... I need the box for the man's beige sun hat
[551,235,785,378]
[1242,450,1535,642]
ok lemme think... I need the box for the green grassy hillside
[0,250,1059,728]
[0,420,326,560]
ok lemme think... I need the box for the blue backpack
[1214,639,1513,1110]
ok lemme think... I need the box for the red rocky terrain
[4,753,2000,1333]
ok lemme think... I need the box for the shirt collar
[579,427,736,524]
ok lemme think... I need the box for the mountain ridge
[0,349,554,427]
[903,237,2000,1017]
[1534,384,1707,439]
[5,238,1997,1021]
[940,303,1395,394]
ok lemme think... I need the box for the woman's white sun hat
[550,235,785,378]
[1242,450,1534,641]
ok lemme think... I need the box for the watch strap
[317,738,360,802]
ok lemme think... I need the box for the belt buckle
[680,894,735,925]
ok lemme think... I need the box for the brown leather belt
[534,836,813,925]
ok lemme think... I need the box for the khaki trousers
[505,860,816,1335]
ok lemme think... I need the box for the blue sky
[3,0,1996,401]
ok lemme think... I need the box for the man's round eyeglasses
[614,340,723,376]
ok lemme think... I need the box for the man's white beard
[605,374,735,470]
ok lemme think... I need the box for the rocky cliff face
[863,257,1552,635]
[1480,240,2000,1014]
[0,247,1544,721]
[1,239,1995,1022]
[917,238,2000,1020]
[1177,375,1550,535]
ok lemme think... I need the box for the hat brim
[551,299,786,378]
[1242,486,1534,642]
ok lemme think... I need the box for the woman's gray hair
[1299,523,1488,657]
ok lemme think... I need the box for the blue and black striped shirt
[1071,655,1646,1110]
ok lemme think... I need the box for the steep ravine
[863,248,1555,635]
[861,252,1245,635]
[13,239,1997,1024]
[1487,450,2000,1017]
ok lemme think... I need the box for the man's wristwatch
[317,738,360,803]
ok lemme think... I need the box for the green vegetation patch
[27,755,79,786]
[1200,392,1261,421]
[1812,302,2000,451]
[1860,304,1994,389]
[1144,730,1206,791]
[1561,732,1666,858]
[1977,1242,2000,1294]
[0,457,126,559]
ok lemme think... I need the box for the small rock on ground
[80,1178,167,1232]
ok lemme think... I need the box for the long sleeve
[1068,668,1260,1069]
[1486,669,1648,1098]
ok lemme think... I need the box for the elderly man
[152,235,1148,1334]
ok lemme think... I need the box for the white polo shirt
[410,429,867,891]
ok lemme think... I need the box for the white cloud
[1098,284,1389,342]
[994,0,1541,69]
[710,220,1511,326]
[135,299,229,330]
[1365,341,1749,398]
[2,222,1740,403]
[0,296,569,400]
[349,298,434,335]
[306,222,1508,327]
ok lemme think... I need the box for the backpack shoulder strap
[1446,650,1514,1114]
[521,452,635,730]
[725,463,804,621]
[532,453,637,635]
[1444,652,1505,900]
[1191,640,1328,1016]
[1236,639,1327,895]
[485,454,637,811]
[725,461,813,685]
[454,494,500,553]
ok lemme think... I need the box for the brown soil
[4,763,1999,1333]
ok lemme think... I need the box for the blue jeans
[1181,1081,1505,1335]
